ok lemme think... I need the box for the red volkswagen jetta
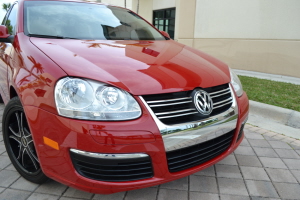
[0,0,249,194]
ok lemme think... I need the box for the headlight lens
[55,77,142,120]
[230,68,244,97]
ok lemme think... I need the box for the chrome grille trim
[213,101,233,109]
[139,84,238,152]
[156,108,197,116]
[213,97,233,106]
[209,88,230,96]
[146,97,192,104]
[210,90,231,98]
[148,100,192,107]
[158,111,199,119]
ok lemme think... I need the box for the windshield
[24,1,166,40]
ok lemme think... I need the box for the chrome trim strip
[149,100,192,107]
[158,111,199,119]
[147,97,192,104]
[209,88,230,95]
[213,97,233,106]
[139,84,238,152]
[210,90,231,98]
[213,101,233,109]
[70,149,149,159]
[156,108,197,116]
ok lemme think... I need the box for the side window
[4,4,18,35]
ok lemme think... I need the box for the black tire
[2,97,48,184]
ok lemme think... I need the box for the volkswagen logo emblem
[193,90,213,115]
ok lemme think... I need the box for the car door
[0,3,18,102]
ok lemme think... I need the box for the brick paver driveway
[1,103,300,200]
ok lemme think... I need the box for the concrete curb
[249,100,300,129]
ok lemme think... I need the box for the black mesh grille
[70,151,153,182]
[166,129,235,172]
[142,84,232,125]
[237,123,245,141]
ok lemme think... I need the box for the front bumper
[24,92,249,194]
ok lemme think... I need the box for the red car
[0,0,249,194]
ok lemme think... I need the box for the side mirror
[0,25,13,43]
[160,31,170,39]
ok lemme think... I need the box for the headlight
[55,77,142,120]
[230,68,243,97]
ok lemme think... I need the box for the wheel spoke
[25,148,38,170]
[9,125,20,137]
[24,128,31,138]
[9,135,21,144]
[16,145,23,160]
[27,146,39,164]
[21,148,26,166]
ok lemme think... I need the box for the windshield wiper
[28,34,78,39]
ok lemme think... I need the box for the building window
[153,8,175,39]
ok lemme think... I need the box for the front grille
[70,151,153,182]
[142,84,232,125]
[166,129,234,172]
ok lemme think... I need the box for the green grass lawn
[239,76,300,112]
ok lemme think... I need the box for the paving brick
[193,165,215,176]
[265,168,298,183]
[245,180,279,198]
[217,154,238,166]
[273,182,300,199]
[93,192,125,200]
[157,189,188,200]
[27,193,60,200]
[5,164,17,171]
[125,188,157,200]
[244,131,264,140]
[259,157,287,169]
[218,177,248,196]
[234,146,255,156]
[290,140,300,147]
[262,132,277,137]
[255,129,269,135]
[0,169,20,187]
[248,139,271,148]
[282,158,300,170]
[268,141,293,149]
[281,137,296,143]
[240,166,269,181]
[240,138,250,147]
[190,175,218,193]
[262,136,278,141]
[274,149,300,159]
[0,189,31,200]
[59,197,86,200]
[290,170,300,183]
[250,197,280,200]
[35,180,68,196]
[0,144,6,155]
[272,134,287,141]
[220,194,250,200]
[0,155,11,169]
[160,177,188,190]
[63,187,94,199]
[253,147,278,158]
[189,192,219,200]
[235,155,262,167]
[215,164,242,179]
[10,177,39,191]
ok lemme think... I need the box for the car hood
[30,38,230,95]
